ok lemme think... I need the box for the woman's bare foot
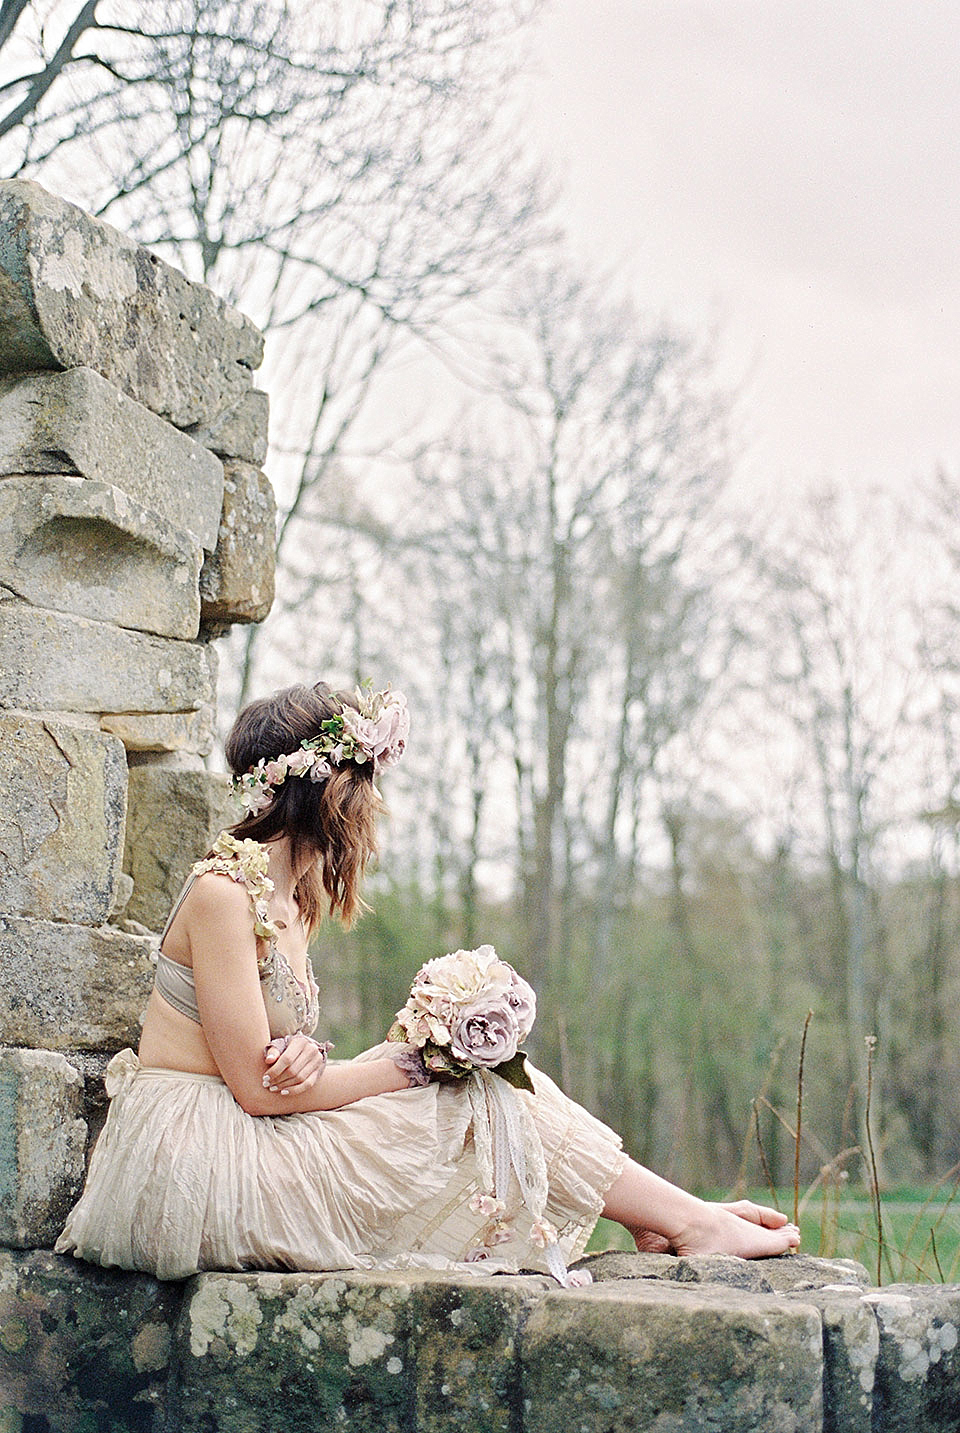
[671,1199,800,1259]
[631,1229,674,1254]
[602,1160,800,1261]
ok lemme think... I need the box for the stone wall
[3,1251,960,1432]
[0,179,274,1244]
[2,183,958,1433]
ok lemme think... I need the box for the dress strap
[159,873,198,949]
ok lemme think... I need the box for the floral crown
[232,683,409,817]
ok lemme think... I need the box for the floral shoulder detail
[190,830,278,942]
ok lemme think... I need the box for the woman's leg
[602,1157,800,1258]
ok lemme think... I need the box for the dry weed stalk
[864,1034,883,1285]
[794,1010,813,1228]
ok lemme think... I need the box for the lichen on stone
[189,1278,263,1358]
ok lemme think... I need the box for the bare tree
[0,0,100,143]
[2,3,551,735]
[491,267,726,999]
[738,485,928,1168]
[328,265,730,1098]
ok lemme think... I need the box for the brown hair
[224,682,383,931]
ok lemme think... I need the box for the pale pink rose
[370,694,409,768]
[340,710,378,760]
[308,757,333,783]
[530,1219,558,1249]
[263,759,287,784]
[450,1003,519,1068]
[285,749,314,774]
[468,1192,506,1218]
[343,692,410,769]
[241,786,274,816]
[566,1269,593,1287]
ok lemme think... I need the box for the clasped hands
[262,1034,330,1094]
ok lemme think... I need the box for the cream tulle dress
[56,837,626,1282]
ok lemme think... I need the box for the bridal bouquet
[387,944,536,1091]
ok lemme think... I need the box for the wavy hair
[224,682,383,930]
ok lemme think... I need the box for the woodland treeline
[4,1,958,1189]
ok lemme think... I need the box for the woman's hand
[262,1034,329,1095]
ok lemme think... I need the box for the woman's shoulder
[191,830,271,888]
[187,831,278,941]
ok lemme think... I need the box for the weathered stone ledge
[0,366,225,551]
[0,472,204,639]
[1,1250,958,1431]
[0,180,262,427]
[0,602,216,713]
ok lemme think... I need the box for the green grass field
[585,1185,960,1284]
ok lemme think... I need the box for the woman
[57,681,799,1282]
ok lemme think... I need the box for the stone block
[761,1254,870,1293]
[574,1249,681,1283]
[669,1252,779,1292]
[0,179,262,426]
[123,767,235,931]
[0,601,215,713]
[0,915,156,1051]
[199,460,276,624]
[411,1275,549,1433]
[0,1249,181,1430]
[519,1280,824,1433]
[0,473,202,638]
[578,1249,867,1296]
[186,387,269,465]
[0,366,224,549]
[176,1271,415,1433]
[0,714,126,923]
[784,1286,879,1433]
[0,1048,86,1247]
[100,706,215,756]
[866,1284,960,1431]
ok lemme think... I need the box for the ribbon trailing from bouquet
[467,1068,573,1287]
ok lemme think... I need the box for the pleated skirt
[55,1046,626,1281]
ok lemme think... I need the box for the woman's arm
[188,874,408,1115]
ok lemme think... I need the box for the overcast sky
[520,0,960,500]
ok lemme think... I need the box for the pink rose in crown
[372,693,409,767]
[342,690,409,770]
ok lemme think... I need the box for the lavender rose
[505,968,537,1040]
[450,1003,520,1068]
